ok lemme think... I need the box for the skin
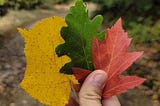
[67,70,121,106]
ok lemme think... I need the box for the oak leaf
[56,0,105,74]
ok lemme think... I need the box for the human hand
[67,70,121,106]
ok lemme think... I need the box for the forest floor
[0,2,160,106]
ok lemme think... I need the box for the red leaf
[103,76,146,98]
[92,19,143,80]
[72,68,91,83]
[72,18,146,98]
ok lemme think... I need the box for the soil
[0,2,160,106]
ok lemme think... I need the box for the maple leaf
[56,0,105,74]
[72,18,146,98]
[18,16,77,106]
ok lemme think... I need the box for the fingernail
[93,70,107,88]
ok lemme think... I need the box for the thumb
[79,70,107,106]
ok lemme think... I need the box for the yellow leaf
[18,16,77,106]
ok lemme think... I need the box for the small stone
[9,103,15,106]
[4,63,11,69]
[158,89,160,94]
[153,100,160,106]
[145,90,154,96]
[0,85,4,94]
[3,74,15,86]
[13,62,22,69]
[152,94,158,100]
[22,100,28,105]
[0,65,2,70]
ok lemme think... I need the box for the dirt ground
[0,2,160,106]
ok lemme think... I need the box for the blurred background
[0,0,159,106]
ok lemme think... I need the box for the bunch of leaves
[0,0,6,5]
[9,0,42,9]
[0,0,42,12]
[56,0,105,74]
[86,0,160,43]
[0,0,8,16]
[127,18,160,43]
[35,0,67,8]
[150,20,160,41]
[88,0,154,12]
[72,18,146,98]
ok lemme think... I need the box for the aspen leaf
[18,16,77,106]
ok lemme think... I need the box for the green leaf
[56,0,105,74]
